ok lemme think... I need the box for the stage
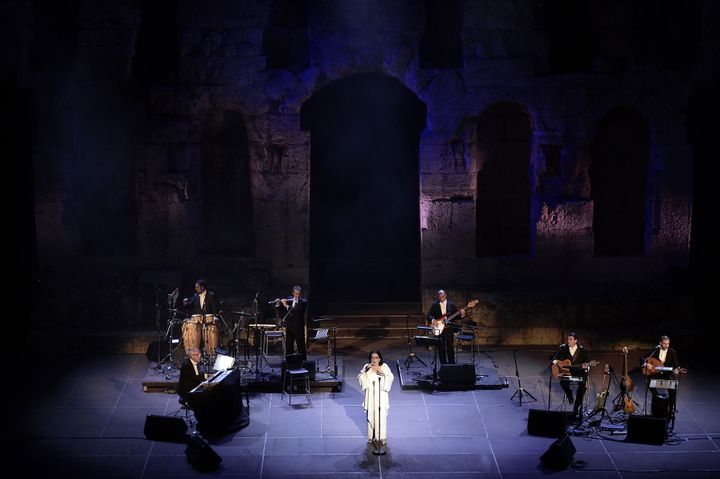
[7,343,720,478]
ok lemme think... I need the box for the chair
[169,397,196,430]
[455,322,476,363]
[282,353,311,405]
[263,328,286,357]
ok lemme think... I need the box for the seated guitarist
[642,335,681,409]
[552,332,591,420]
[427,289,465,364]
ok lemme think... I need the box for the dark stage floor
[5,343,720,478]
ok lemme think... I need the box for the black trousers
[437,328,455,364]
[285,324,306,360]
[560,379,587,412]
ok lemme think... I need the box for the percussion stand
[157,297,183,373]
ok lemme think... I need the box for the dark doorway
[301,74,426,303]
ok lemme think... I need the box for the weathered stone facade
[5,0,716,347]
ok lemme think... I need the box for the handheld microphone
[559,344,566,348]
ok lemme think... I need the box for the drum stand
[156,295,184,376]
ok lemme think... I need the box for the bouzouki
[642,356,687,376]
[431,299,479,336]
[552,359,599,379]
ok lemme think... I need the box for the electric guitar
[642,356,687,376]
[552,359,599,379]
[430,300,479,336]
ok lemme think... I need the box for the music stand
[414,335,441,384]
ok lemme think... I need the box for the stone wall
[5,0,715,338]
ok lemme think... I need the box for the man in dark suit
[643,335,681,416]
[552,332,591,419]
[183,279,218,315]
[426,289,465,364]
[277,285,309,360]
[177,347,204,401]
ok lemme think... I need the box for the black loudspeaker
[626,415,667,445]
[527,409,575,437]
[144,415,188,442]
[651,395,670,418]
[540,435,576,470]
[185,433,222,471]
[439,363,476,387]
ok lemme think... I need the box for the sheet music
[649,379,678,389]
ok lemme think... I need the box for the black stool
[281,353,311,405]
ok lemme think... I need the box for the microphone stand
[372,370,387,455]
[547,347,562,411]
[153,283,163,370]
[403,315,426,369]
[509,349,536,406]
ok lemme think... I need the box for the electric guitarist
[552,332,592,420]
[427,290,473,364]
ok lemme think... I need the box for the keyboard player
[178,347,204,401]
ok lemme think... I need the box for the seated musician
[177,347,204,403]
[552,332,591,420]
[642,335,681,408]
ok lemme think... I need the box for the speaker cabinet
[540,435,576,470]
[439,363,476,388]
[527,409,575,437]
[143,415,188,442]
[185,433,222,471]
[626,415,667,445]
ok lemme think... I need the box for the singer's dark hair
[368,350,384,365]
[566,332,578,340]
[660,335,670,341]
[196,279,208,289]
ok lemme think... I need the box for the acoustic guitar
[552,359,599,379]
[642,356,687,376]
[431,299,479,335]
[592,364,610,413]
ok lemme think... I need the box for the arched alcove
[475,102,532,256]
[301,73,426,303]
[591,108,650,256]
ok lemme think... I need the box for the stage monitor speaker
[439,363,476,387]
[185,433,222,471]
[626,415,667,445]
[144,415,188,443]
[527,409,574,437]
[540,435,576,470]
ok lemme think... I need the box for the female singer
[358,350,394,445]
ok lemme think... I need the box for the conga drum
[182,320,201,351]
[203,322,220,356]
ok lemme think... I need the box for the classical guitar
[552,359,599,379]
[592,364,610,413]
[431,299,479,336]
[642,356,687,376]
[620,347,635,414]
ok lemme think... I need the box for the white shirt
[292,297,298,308]
[440,300,447,315]
[569,345,577,357]
[659,348,667,363]
[199,291,206,309]
[191,359,199,376]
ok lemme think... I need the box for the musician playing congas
[182,279,218,315]
[552,332,591,420]
[426,289,465,364]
